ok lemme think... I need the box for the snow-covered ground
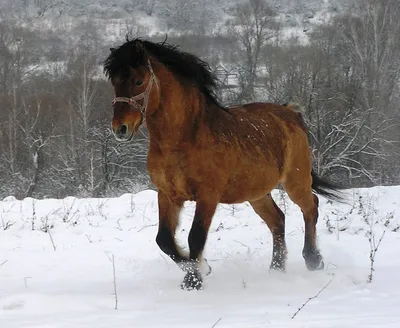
[1,186,399,327]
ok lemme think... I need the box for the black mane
[103,38,225,108]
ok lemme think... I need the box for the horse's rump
[199,102,312,203]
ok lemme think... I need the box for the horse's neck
[146,76,202,147]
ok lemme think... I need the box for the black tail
[311,170,345,202]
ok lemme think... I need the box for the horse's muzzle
[113,124,133,142]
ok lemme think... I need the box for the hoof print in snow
[2,300,25,310]
[201,258,212,276]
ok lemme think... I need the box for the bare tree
[227,0,280,101]
[260,18,399,186]
[66,57,99,196]
[19,94,60,197]
[337,0,400,183]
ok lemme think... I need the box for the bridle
[112,59,159,117]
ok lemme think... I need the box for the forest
[0,0,399,199]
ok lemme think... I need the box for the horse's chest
[148,151,194,200]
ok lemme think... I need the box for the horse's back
[229,102,306,131]
[226,102,309,156]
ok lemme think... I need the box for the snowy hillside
[1,186,400,327]
[3,0,351,42]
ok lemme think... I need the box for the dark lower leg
[155,192,187,265]
[181,198,217,290]
[156,222,186,264]
[302,195,324,271]
[303,242,323,270]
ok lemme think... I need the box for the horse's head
[104,40,159,142]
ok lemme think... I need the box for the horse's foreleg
[181,196,218,290]
[155,192,186,265]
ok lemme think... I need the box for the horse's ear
[134,41,147,65]
[135,42,146,55]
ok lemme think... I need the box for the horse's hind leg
[250,194,287,270]
[283,176,324,271]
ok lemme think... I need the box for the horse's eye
[135,80,143,86]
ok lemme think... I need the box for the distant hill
[1,0,352,42]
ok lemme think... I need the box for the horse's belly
[220,166,280,204]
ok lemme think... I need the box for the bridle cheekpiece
[112,59,158,117]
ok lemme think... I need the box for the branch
[291,277,334,319]
[212,318,222,328]
[137,223,158,232]
[112,254,118,310]
[367,229,386,283]
[48,229,57,251]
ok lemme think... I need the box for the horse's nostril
[118,124,128,136]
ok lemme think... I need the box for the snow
[1,186,400,327]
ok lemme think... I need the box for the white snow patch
[1,186,400,327]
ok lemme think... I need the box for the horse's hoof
[269,260,286,272]
[316,259,324,270]
[181,271,203,290]
[304,252,324,271]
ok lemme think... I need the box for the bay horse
[104,38,341,290]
